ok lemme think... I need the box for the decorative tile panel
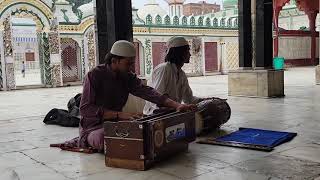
[226,42,239,70]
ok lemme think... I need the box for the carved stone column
[0,30,4,90]
[229,0,284,98]
[3,17,15,90]
[316,65,320,85]
[48,18,63,87]
[81,39,86,81]
[87,30,97,71]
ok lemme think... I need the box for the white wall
[279,36,311,59]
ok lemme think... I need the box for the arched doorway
[12,17,41,86]
[61,38,81,83]
[204,42,218,72]
[0,1,52,90]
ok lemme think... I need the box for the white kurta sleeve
[181,73,199,104]
[149,65,169,95]
[143,65,169,115]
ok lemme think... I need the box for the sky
[132,0,223,10]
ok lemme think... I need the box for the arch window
[213,18,218,27]
[182,16,187,25]
[155,15,162,25]
[198,17,203,26]
[164,15,171,25]
[190,17,195,26]
[205,18,211,27]
[146,14,152,25]
[173,16,179,25]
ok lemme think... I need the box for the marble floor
[0,67,319,180]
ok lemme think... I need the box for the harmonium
[104,110,196,170]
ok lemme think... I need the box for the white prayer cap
[166,36,189,49]
[110,40,136,57]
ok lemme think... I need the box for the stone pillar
[81,39,86,81]
[3,18,15,90]
[83,33,90,75]
[41,33,52,86]
[273,7,281,57]
[219,41,227,74]
[228,0,284,98]
[201,37,206,76]
[0,31,5,90]
[86,30,97,71]
[251,0,256,68]
[48,18,63,87]
[256,0,273,68]
[307,11,318,66]
[316,65,320,85]
[95,0,133,64]
[238,0,252,69]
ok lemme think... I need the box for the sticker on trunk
[154,130,164,147]
[165,123,186,142]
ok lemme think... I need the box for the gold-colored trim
[0,0,53,19]
[58,18,94,33]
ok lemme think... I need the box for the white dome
[78,2,94,19]
[137,0,167,21]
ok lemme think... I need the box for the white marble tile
[23,147,88,163]
[46,156,108,179]
[0,141,36,154]
[235,154,320,179]
[77,168,134,180]
[3,163,70,180]
[156,151,230,172]
[155,161,210,179]
[191,167,281,180]
[0,152,36,171]
[280,144,320,163]
[118,170,182,180]
[189,143,269,165]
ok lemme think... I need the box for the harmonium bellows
[104,111,196,170]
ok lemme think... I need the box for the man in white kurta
[143,37,231,134]
[143,62,200,115]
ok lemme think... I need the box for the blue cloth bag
[215,127,297,148]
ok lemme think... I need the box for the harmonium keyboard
[104,110,196,170]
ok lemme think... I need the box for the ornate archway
[61,38,81,83]
[0,0,52,90]
[0,0,53,23]
[274,0,319,64]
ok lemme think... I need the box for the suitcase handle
[115,128,129,138]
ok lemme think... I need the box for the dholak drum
[195,98,231,135]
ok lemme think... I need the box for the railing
[14,61,40,70]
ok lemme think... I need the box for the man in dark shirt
[78,40,196,151]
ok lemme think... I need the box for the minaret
[165,0,186,17]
